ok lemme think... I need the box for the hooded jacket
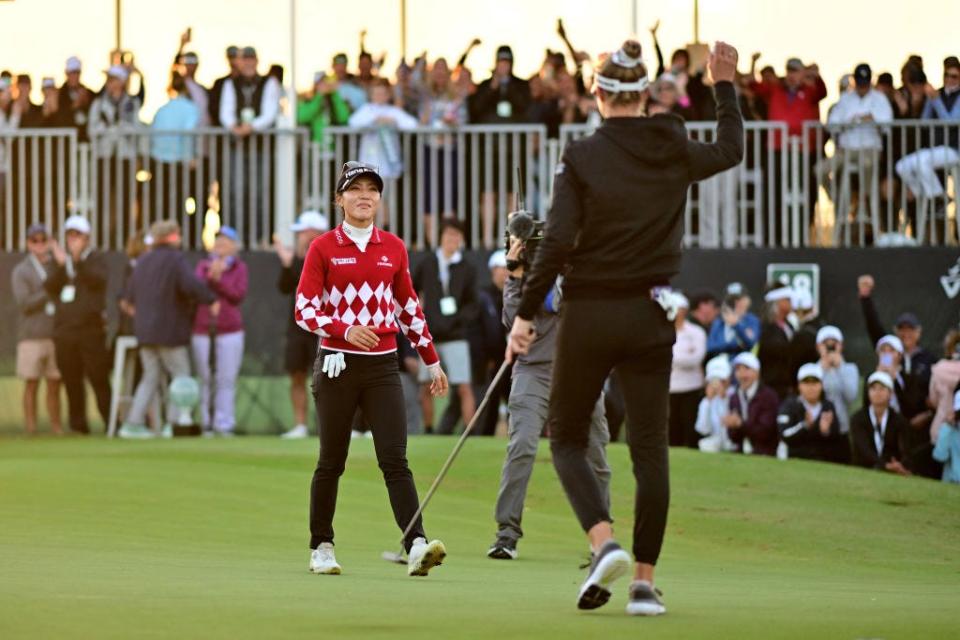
[517,82,743,320]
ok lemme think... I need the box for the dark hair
[689,291,720,310]
[944,329,960,358]
[439,217,465,237]
[670,49,689,65]
[596,39,648,106]
[945,58,960,73]
[169,71,187,96]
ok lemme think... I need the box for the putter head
[381,550,406,564]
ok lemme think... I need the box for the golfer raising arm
[507,40,743,615]
[296,161,449,577]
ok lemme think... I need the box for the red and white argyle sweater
[295,225,439,365]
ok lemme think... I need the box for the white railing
[1,121,957,251]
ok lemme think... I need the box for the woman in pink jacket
[192,226,248,435]
[929,330,960,442]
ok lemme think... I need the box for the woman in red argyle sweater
[295,161,450,577]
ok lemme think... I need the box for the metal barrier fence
[1,120,958,251]
[804,119,959,246]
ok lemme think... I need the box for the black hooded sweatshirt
[517,81,744,320]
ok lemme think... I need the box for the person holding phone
[814,326,859,462]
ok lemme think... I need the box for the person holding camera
[814,326,859,462]
[488,237,611,561]
[508,39,743,615]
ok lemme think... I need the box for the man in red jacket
[751,58,827,246]
[295,161,450,578]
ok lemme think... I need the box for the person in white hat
[873,334,905,412]
[850,371,909,474]
[43,215,113,434]
[931,390,960,484]
[274,211,330,439]
[694,355,734,452]
[669,292,708,448]
[758,284,795,400]
[813,325,860,461]
[776,363,839,461]
[724,352,781,456]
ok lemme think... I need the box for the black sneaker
[576,540,632,610]
[625,580,666,616]
[487,536,518,560]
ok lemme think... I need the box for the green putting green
[0,436,956,639]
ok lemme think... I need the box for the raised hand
[708,41,739,85]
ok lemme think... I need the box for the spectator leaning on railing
[208,45,240,127]
[298,71,350,147]
[57,56,94,141]
[219,47,280,136]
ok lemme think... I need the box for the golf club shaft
[397,360,511,546]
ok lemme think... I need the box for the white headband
[595,74,649,94]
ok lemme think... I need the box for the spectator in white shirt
[669,293,707,448]
[348,78,419,228]
[695,355,735,453]
[219,47,280,135]
[826,64,893,233]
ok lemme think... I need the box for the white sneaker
[281,424,309,439]
[160,424,173,439]
[625,580,667,616]
[576,540,632,610]
[407,537,446,577]
[118,423,154,440]
[309,543,342,575]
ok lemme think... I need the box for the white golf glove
[654,288,683,322]
[321,352,347,379]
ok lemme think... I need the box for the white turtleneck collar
[342,221,374,252]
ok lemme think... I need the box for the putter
[382,360,512,564]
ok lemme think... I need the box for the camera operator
[488,235,611,561]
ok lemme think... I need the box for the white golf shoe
[407,537,446,577]
[576,540,632,610]
[309,543,341,575]
[281,424,309,440]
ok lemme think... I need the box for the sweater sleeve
[686,81,744,183]
[209,261,248,306]
[294,240,351,340]
[502,276,522,330]
[392,247,439,366]
[12,266,50,315]
[517,146,584,320]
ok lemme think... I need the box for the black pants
[309,350,426,551]
[55,329,112,434]
[547,295,675,565]
[669,389,703,448]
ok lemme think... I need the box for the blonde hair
[595,40,648,106]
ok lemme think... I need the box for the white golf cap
[64,215,91,234]
[764,286,793,303]
[290,210,329,233]
[65,56,82,73]
[867,371,895,391]
[487,249,507,270]
[106,64,129,82]
[726,282,745,296]
[816,325,844,344]
[732,352,761,372]
[953,389,960,412]
[797,363,823,382]
[875,335,904,354]
[792,288,813,310]
[705,355,732,381]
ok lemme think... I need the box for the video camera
[503,169,545,271]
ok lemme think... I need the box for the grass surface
[1,436,957,639]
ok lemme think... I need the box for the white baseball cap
[487,249,507,270]
[875,335,904,354]
[797,363,823,382]
[64,215,91,235]
[106,65,129,82]
[65,56,82,73]
[764,286,794,303]
[867,371,895,391]
[290,210,329,233]
[732,352,761,372]
[705,355,732,381]
[816,325,844,345]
